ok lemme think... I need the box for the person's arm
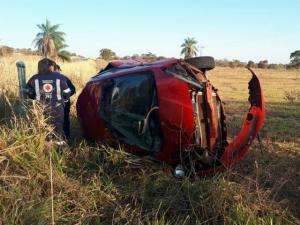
[65,77,76,96]
[26,77,36,99]
[61,79,71,102]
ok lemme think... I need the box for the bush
[284,90,300,103]
[229,60,245,68]
[268,64,286,70]
[99,48,117,61]
[15,48,39,55]
[286,62,300,69]
[0,46,14,56]
[258,60,268,69]
[215,59,230,67]
[216,59,246,68]
[247,60,256,68]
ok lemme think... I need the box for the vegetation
[121,53,165,62]
[289,50,300,68]
[0,45,14,57]
[247,60,255,68]
[181,37,198,59]
[0,53,299,224]
[216,59,245,68]
[218,59,286,70]
[258,60,269,69]
[33,19,71,62]
[140,52,158,62]
[99,48,117,61]
[284,90,300,104]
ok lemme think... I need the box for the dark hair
[54,64,61,71]
[38,58,56,74]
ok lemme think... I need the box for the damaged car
[77,56,265,176]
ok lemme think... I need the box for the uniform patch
[43,83,54,93]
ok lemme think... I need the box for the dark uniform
[63,77,76,138]
[26,72,71,139]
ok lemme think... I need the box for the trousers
[44,104,65,139]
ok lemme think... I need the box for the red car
[77,57,265,176]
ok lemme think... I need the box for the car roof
[89,58,179,83]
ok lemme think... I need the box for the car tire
[185,56,215,71]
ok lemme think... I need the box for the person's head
[38,58,56,74]
[54,64,61,72]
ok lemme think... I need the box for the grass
[0,54,299,224]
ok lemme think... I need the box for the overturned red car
[77,57,265,176]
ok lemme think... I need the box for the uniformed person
[26,58,71,144]
[53,64,76,139]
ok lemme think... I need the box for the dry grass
[0,53,106,92]
[0,54,299,224]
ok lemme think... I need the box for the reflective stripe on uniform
[63,88,71,93]
[56,79,62,100]
[34,79,41,100]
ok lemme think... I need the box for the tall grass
[0,54,299,224]
[0,110,296,224]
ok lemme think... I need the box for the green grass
[0,56,299,224]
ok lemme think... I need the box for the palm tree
[56,50,71,62]
[33,19,67,59]
[55,42,71,62]
[181,37,198,59]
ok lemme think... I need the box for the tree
[247,60,256,68]
[55,42,71,62]
[131,54,140,60]
[181,37,198,59]
[99,48,117,61]
[33,19,66,59]
[258,60,268,69]
[290,50,300,65]
[141,52,157,62]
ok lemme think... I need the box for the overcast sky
[0,0,299,63]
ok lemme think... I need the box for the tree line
[1,19,300,69]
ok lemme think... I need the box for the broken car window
[99,72,162,153]
[164,63,203,90]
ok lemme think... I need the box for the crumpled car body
[77,58,265,175]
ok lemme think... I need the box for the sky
[0,0,299,63]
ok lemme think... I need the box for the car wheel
[185,56,215,71]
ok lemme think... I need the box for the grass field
[0,54,299,224]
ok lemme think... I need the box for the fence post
[16,61,26,101]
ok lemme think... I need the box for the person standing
[53,64,76,139]
[26,58,72,144]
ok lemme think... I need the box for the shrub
[268,64,286,70]
[286,62,300,69]
[0,46,14,56]
[284,90,300,103]
[216,59,230,67]
[258,60,268,69]
[247,60,256,68]
[229,60,245,68]
[99,48,117,61]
